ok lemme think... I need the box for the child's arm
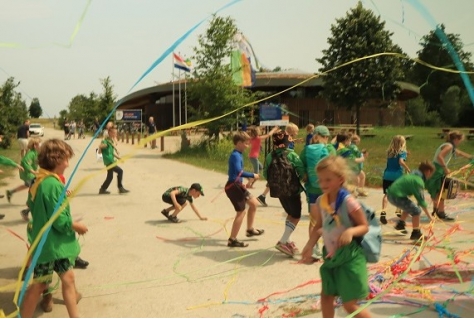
[437,145,453,174]
[258,126,279,140]
[455,148,474,160]
[72,221,88,235]
[190,202,207,220]
[169,189,182,210]
[399,157,411,173]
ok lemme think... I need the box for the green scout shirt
[163,186,193,204]
[386,174,428,208]
[27,172,80,263]
[20,149,38,182]
[101,138,116,166]
[0,156,18,168]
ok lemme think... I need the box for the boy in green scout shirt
[99,127,130,194]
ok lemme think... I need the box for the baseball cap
[315,125,330,137]
[190,183,204,196]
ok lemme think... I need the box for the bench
[360,133,376,138]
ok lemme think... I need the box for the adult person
[93,117,101,135]
[148,116,157,149]
[17,119,30,158]
[63,119,70,140]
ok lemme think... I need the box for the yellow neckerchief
[29,168,61,201]
[320,193,341,227]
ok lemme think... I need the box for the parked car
[29,123,44,137]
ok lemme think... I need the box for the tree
[440,85,461,126]
[0,77,28,148]
[411,24,473,116]
[28,98,43,118]
[317,1,405,134]
[188,15,255,139]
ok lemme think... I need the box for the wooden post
[126,132,129,144]
[144,133,148,147]
[132,133,135,145]
[160,136,164,152]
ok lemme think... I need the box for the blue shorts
[387,195,421,216]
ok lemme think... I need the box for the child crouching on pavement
[160,183,207,223]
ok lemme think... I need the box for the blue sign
[259,103,289,126]
[116,109,142,122]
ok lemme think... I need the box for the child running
[389,161,434,239]
[335,132,366,196]
[225,131,264,248]
[98,127,129,195]
[426,131,474,221]
[246,125,278,188]
[160,183,207,223]
[350,134,368,197]
[301,156,370,317]
[264,129,306,256]
[305,123,315,146]
[6,137,41,203]
[20,139,88,318]
[380,135,410,224]
[0,154,23,219]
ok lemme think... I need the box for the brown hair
[418,161,435,174]
[336,132,349,144]
[305,123,315,133]
[447,131,464,143]
[27,137,42,150]
[38,139,74,171]
[232,131,250,145]
[248,126,261,138]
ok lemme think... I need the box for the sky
[1,0,473,118]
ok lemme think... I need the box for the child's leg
[113,166,124,188]
[342,300,371,318]
[358,170,366,188]
[245,197,260,232]
[59,269,80,318]
[170,202,187,217]
[9,184,29,194]
[230,210,246,239]
[100,168,114,190]
[412,214,420,229]
[320,292,336,318]
[21,282,48,318]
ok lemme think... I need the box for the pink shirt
[249,137,261,158]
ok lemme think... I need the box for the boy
[0,153,23,219]
[305,123,315,146]
[225,131,264,248]
[161,183,207,223]
[264,129,306,256]
[388,161,435,240]
[20,139,88,318]
[99,127,129,194]
[6,137,41,203]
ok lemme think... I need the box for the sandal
[169,216,181,223]
[161,209,169,219]
[246,228,265,237]
[228,238,248,247]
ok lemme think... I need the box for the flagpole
[178,68,182,126]
[172,54,176,127]
[184,73,187,124]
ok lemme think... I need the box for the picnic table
[468,129,474,140]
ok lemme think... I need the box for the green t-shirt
[386,174,427,208]
[163,186,193,204]
[27,174,80,263]
[101,138,116,166]
[0,156,18,168]
[20,149,38,182]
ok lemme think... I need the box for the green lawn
[165,126,474,187]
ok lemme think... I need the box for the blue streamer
[128,0,242,92]
[17,0,242,312]
[405,0,474,107]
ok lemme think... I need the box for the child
[426,131,474,220]
[99,127,129,194]
[305,123,315,146]
[301,156,370,317]
[0,154,23,219]
[389,162,435,239]
[160,183,207,223]
[256,123,300,206]
[6,137,41,203]
[20,139,88,318]
[350,134,368,197]
[380,135,410,224]
[246,125,278,188]
[335,133,366,196]
[264,129,306,256]
[225,131,264,247]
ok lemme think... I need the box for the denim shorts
[249,157,263,174]
[387,195,421,216]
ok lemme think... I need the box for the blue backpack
[334,188,382,263]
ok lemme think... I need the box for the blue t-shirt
[227,149,254,183]
[288,141,295,150]
[383,151,407,181]
[305,133,313,146]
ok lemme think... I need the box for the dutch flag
[173,53,192,72]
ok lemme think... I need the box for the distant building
[117,70,419,130]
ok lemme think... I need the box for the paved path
[1,127,474,317]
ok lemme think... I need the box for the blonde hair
[447,131,464,143]
[28,137,42,150]
[232,131,250,145]
[248,126,261,138]
[387,135,407,158]
[316,156,354,188]
[285,122,299,137]
[306,123,315,133]
[38,139,74,171]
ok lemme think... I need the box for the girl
[380,135,410,224]
[246,126,278,188]
[301,156,370,318]
[350,134,368,197]
[426,131,474,221]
